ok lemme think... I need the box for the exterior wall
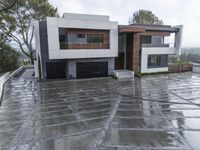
[34,21,42,78]
[67,58,114,79]
[38,21,50,79]
[46,14,118,59]
[174,25,183,56]
[141,47,175,73]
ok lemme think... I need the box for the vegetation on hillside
[169,53,200,64]
[0,41,20,74]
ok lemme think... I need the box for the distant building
[34,13,183,79]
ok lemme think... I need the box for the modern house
[34,13,183,80]
[116,24,183,73]
[34,13,118,79]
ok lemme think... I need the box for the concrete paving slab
[1,72,200,149]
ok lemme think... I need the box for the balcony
[60,42,110,50]
[141,43,171,48]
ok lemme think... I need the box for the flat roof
[119,24,179,33]
[62,13,110,22]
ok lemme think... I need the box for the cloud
[49,0,200,47]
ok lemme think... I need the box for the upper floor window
[58,28,109,49]
[141,36,151,44]
[87,34,103,43]
[77,34,85,38]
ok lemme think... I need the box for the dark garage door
[46,62,66,79]
[77,62,108,79]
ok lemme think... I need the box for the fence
[168,64,193,73]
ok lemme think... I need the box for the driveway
[0,72,200,150]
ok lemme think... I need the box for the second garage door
[76,62,108,79]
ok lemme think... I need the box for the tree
[0,0,58,64]
[129,9,164,25]
[0,0,18,12]
[0,41,20,74]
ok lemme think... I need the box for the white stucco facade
[141,47,176,73]
[46,13,118,59]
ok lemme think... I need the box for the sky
[49,0,200,47]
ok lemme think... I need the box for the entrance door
[46,62,66,79]
[76,62,108,79]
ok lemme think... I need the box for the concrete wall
[174,25,183,56]
[34,21,42,78]
[46,13,118,59]
[67,58,114,79]
[0,73,10,101]
[141,47,175,73]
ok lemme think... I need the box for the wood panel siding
[132,33,140,72]
[138,31,170,36]
[119,27,145,33]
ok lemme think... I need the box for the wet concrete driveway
[1,72,200,150]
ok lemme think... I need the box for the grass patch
[141,71,169,76]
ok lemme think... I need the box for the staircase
[113,70,134,79]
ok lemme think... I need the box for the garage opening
[77,62,108,79]
[46,62,66,79]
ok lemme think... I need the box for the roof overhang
[119,24,179,33]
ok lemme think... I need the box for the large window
[148,55,168,68]
[148,55,161,67]
[58,28,109,49]
[141,36,152,44]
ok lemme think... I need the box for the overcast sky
[49,0,200,47]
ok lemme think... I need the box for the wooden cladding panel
[138,31,170,36]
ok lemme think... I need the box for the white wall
[46,14,118,60]
[34,21,42,78]
[0,73,10,100]
[141,47,175,73]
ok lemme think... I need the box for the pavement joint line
[93,95,121,150]
[38,97,117,106]
[39,108,111,120]
[98,145,192,150]
[38,101,113,110]
[40,106,111,116]
[36,115,109,128]
[39,105,113,115]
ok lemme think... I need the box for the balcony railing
[60,42,110,49]
[141,43,170,48]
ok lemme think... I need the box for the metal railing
[60,42,110,49]
[141,43,175,48]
